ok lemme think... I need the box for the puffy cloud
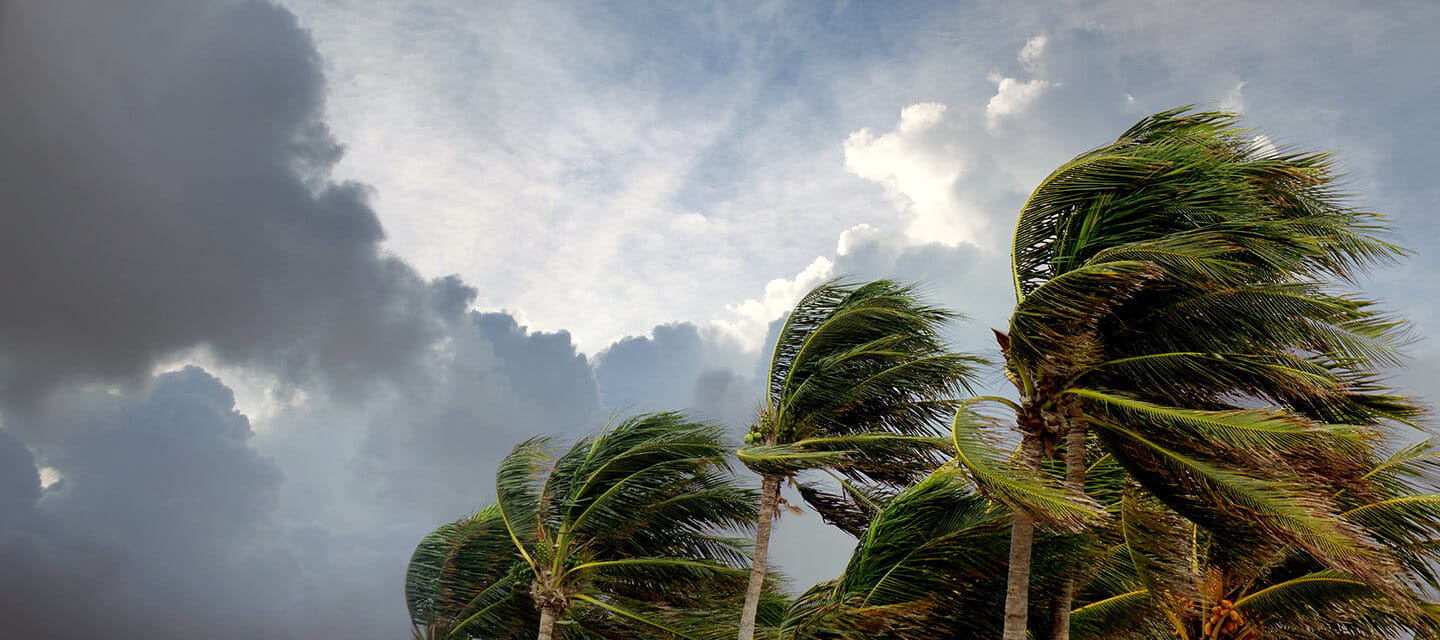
[345,311,604,519]
[986,75,1051,130]
[0,368,302,639]
[41,368,282,557]
[986,33,1052,131]
[595,322,759,430]
[722,256,836,349]
[843,103,989,247]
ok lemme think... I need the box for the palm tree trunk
[1049,420,1088,640]
[737,473,781,640]
[1002,435,1044,640]
[536,605,560,640]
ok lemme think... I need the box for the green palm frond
[1069,590,1165,640]
[405,412,762,640]
[746,278,984,534]
[405,507,530,639]
[1232,569,1440,639]
[1006,260,1162,364]
[1073,389,1368,457]
[951,406,1102,527]
[996,107,1418,640]
[1118,283,1407,371]
[778,469,1014,640]
[1092,418,1392,585]
[737,434,951,479]
[495,437,553,569]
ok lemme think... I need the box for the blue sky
[2,1,1438,637]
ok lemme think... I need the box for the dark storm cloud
[0,0,457,411]
[0,428,39,517]
[41,367,282,558]
[0,1,501,636]
[1,305,613,640]
[1,368,296,638]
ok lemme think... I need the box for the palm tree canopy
[952,108,1422,587]
[740,278,985,534]
[405,412,760,640]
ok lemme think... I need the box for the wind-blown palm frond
[736,279,985,640]
[950,405,1100,527]
[1067,441,1440,640]
[406,507,534,640]
[995,107,1419,640]
[778,469,1013,640]
[405,412,760,640]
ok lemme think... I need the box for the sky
[1,0,1438,637]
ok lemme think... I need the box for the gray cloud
[1,368,295,639]
[0,0,459,412]
[352,311,604,520]
[41,367,282,561]
[595,322,756,424]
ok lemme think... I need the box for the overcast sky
[2,1,1438,638]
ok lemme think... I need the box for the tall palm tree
[734,279,984,640]
[405,412,759,640]
[949,108,1420,640]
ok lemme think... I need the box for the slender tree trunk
[1049,420,1088,640]
[737,473,781,640]
[536,605,560,640]
[1002,435,1044,640]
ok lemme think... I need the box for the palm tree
[949,108,1420,640]
[733,279,984,640]
[405,412,759,640]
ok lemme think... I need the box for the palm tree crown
[406,412,758,640]
[952,108,1421,640]
[735,279,984,640]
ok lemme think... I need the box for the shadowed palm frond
[405,412,762,640]
[778,469,1014,640]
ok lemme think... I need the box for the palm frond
[951,406,1102,527]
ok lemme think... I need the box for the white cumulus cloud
[843,103,988,247]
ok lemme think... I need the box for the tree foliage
[405,412,759,640]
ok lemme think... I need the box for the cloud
[986,75,1051,130]
[1220,79,1248,114]
[594,322,760,430]
[2,0,1436,636]
[1020,34,1048,73]
[0,429,39,518]
[722,256,836,349]
[1,368,302,639]
[41,368,282,556]
[350,311,604,519]
[985,34,1052,131]
[0,0,461,412]
[843,103,991,247]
